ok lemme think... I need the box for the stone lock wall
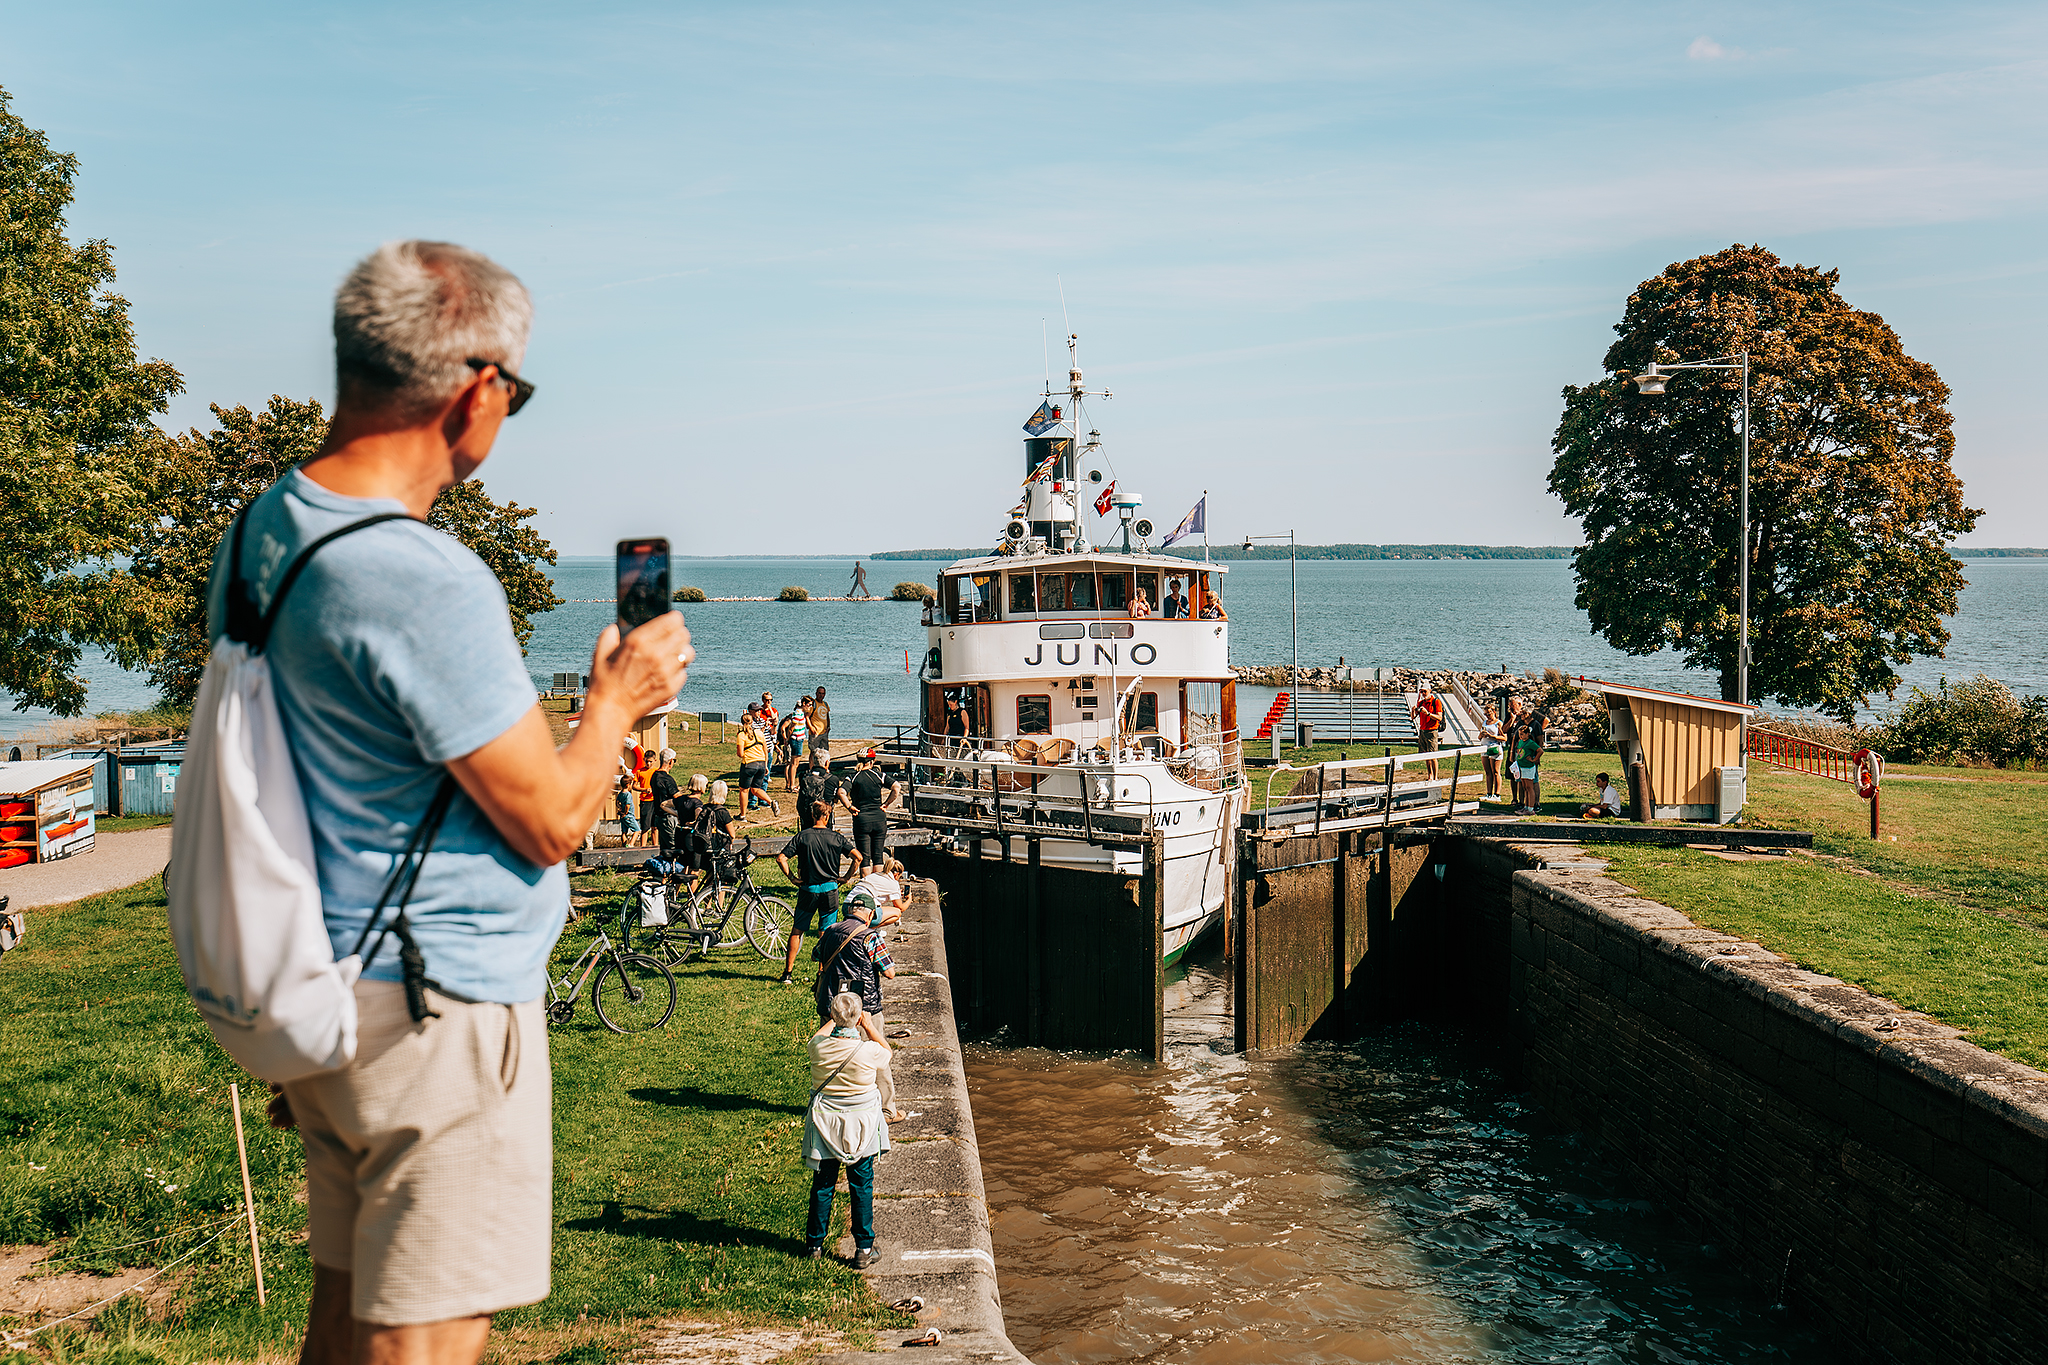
[1461,839,2048,1365]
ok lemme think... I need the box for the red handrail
[1747,727,1857,783]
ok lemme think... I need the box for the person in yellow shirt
[736,703,780,819]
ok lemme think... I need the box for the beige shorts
[283,981,552,1326]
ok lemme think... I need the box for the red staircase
[1253,692,1292,740]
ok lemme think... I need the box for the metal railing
[1254,743,1490,836]
[1748,727,1857,783]
[902,750,1164,848]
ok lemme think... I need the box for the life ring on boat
[1852,749,1883,800]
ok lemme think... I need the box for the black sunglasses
[466,357,535,415]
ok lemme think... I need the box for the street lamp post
[1243,531,1298,739]
[1633,354,1751,708]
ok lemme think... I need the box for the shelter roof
[1587,679,1758,717]
[0,758,100,793]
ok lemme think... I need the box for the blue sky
[5,1,2044,555]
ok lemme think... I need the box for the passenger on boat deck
[1163,579,1189,618]
[1129,591,1153,619]
[1199,598,1226,620]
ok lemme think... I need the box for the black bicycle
[626,841,794,966]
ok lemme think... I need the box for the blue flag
[1022,400,1063,436]
[1161,496,1205,547]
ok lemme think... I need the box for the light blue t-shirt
[205,470,566,1004]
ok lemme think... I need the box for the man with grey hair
[216,241,693,1365]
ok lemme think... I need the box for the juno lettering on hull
[1020,639,1164,669]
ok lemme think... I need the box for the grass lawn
[0,859,906,1362]
[91,814,175,835]
[1519,749,2048,1070]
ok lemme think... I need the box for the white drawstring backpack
[168,510,448,1083]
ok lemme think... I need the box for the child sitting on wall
[1582,773,1624,819]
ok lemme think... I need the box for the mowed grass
[1523,750,2048,1070]
[0,860,904,1361]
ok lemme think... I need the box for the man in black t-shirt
[838,750,900,869]
[649,749,680,859]
[774,801,858,986]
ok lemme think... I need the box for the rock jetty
[1228,664,1610,743]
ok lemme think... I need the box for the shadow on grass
[676,966,784,982]
[563,1199,801,1254]
[627,1085,805,1115]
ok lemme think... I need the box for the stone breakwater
[1230,665,1609,733]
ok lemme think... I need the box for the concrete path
[0,826,172,909]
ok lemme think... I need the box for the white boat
[908,339,1246,965]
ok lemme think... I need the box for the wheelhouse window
[1009,573,1036,613]
[1017,694,1052,735]
[1068,572,1098,611]
[1136,571,1159,614]
[1123,690,1159,732]
[970,574,999,620]
[1039,572,1068,612]
[1101,572,1129,612]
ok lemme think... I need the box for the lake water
[9,555,2043,740]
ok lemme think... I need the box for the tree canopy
[0,87,184,714]
[1550,245,1978,718]
[136,394,563,708]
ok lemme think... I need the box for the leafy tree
[1550,245,1978,718]
[137,394,563,707]
[0,87,184,715]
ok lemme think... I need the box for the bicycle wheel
[592,953,677,1033]
[746,895,796,961]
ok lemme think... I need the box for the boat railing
[1254,743,1491,837]
[899,727,1243,790]
[900,750,1166,848]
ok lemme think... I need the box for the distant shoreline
[551,546,2048,563]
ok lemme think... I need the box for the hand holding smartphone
[616,538,671,636]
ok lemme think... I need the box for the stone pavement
[812,876,1033,1364]
[0,826,172,909]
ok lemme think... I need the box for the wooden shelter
[0,758,100,869]
[1590,680,1755,824]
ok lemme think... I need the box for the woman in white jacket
[803,992,900,1266]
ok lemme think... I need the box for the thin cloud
[1689,36,1738,61]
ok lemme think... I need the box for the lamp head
[1242,538,1253,553]
[1633,364,1669,396]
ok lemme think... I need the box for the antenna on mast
[1041,319,1051,395]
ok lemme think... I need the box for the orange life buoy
[1852,749,1883,800]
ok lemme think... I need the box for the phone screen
[616,538,671,635]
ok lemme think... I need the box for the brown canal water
[965,947,1828,1363]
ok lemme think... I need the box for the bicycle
[546,924,676,1033]
[631,840,797,965]
[626,868,736,966]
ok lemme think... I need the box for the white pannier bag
[637,878,669,927]
[167,511,417,1083]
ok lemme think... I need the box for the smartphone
[616,538,671,636]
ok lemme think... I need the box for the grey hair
[709,779,727,801]
[828,992,864,1028]
[333,240,532,418]
[689,773,708,793]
